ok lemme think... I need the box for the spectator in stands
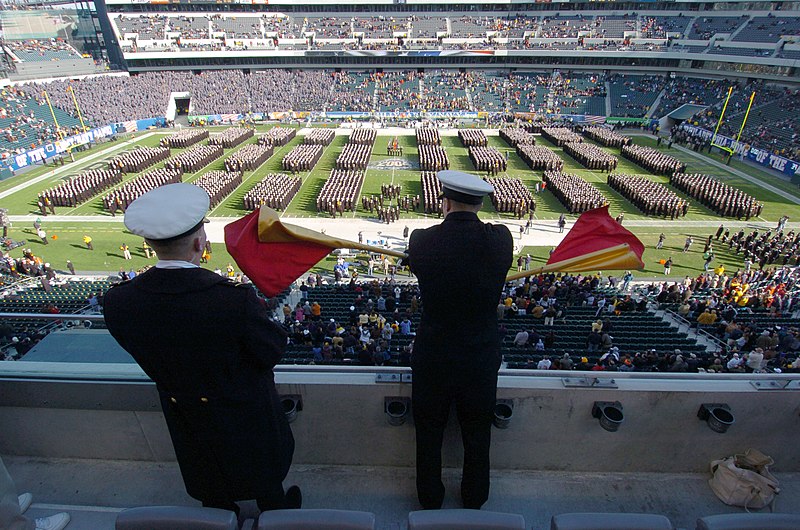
[0,455,71,530]
[104,184,301,516]
[405,170,512,510]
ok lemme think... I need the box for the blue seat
[696,513,800,530]
[257,509,376,529]
[115,506,238,530]
[408,509,526,529]
[551,512,674,530]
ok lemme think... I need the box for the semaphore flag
[506,205,644,281]
[225,207,406,297]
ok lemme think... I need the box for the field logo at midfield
[369,158,418,171]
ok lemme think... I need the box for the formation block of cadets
[543,170,607,213]
[259,126,296,147]
[421,171,443,215]
[337,143,372,170]
[458,129,488,147]
[499,128,536,147]
[671,172,762,219]
[582,126,631,148]
[622,144,686,176]
[563,141,618,171]
[516,144,563,171]
[416,128,441,146]
[487,176,535,216]
[349,128,377,145]
[209,127,254,148]
[541,127,583,147]
[39,168,122,208]
[243,173,302,210]
[164,144,224,172]
[316,169,364,215]
[193,170,243,208]
[303,129,336,146]
[109,146,170,173]
[282,144,324,173]
[419,144,449,171]
[225,143,274,172]
[160,128,208,148]
[607,173,688,218]
[469,146,507,174]
[103,168,183,214]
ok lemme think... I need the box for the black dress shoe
[284,485,302,509]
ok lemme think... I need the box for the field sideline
[2,124,799,281]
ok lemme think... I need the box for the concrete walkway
[6,456,800,530]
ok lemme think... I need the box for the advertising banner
[6,123,117,172]
[681,124,800,177]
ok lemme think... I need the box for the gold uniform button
[170,397,177,403]
[200,397,209,403]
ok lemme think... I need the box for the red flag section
[547,205,644,268]
[506,205,644,281]
[225,207,406,297]
[225,210,332,297]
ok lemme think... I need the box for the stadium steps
[727,15,753,41]
[604,80,612,117]
[646,88,667,119]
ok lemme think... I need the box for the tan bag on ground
[709,448,780,511]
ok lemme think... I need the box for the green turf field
[2,126,798,279]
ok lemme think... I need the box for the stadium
[0,0,800,527]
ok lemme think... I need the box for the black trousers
[202,481,285,515]
[412,361,498,510]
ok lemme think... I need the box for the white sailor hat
[124,183,209,241]
[437,170,494,205]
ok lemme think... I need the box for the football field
[2,124,799,280]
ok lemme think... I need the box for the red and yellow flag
[506,205,644,281]
[225,208,405,296]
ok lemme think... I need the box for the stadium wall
[0,366,799,473]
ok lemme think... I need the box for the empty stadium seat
[408,509,525,529]
[257,509,376,529]
[115,506,238,530]
[696,513,800,530]
[550,512,674,530]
